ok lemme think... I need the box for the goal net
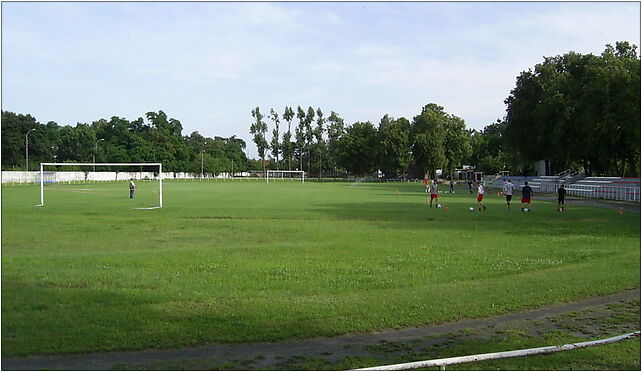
[37,163,163,209]
[266,170,305,183]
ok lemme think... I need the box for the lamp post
[201,149,204,179]
[93,138,104,172]
[25,128,36,171]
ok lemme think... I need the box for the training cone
[444,206,448,212]
[619,207,623,215]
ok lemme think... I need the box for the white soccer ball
[524,208,530,212]
[437,204,442,208]
[469,207,474,211]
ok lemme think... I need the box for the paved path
[3,290,639,371]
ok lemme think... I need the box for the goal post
[38,163,163,209]
[266,170,305,183]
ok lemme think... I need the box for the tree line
[504,41,640,176]
[3,41,638,178]
[251,41,640,178]
[1,110,249,174]
[250,103,474,179]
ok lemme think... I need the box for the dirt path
[3,289,639,371]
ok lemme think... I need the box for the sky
[2,1,640,158]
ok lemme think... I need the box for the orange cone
[619,207,624,215]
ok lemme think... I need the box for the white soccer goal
[266,170,305,183]
[38,163,163,209]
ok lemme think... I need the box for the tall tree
[411,103,447,178]
[378,115,412,179]
[305,106,315,173]
[250,107,269,176]
[282,106,295,171]
[337,121,378,176]
[295,106,306,171]
[268,108,281,166]
[326,111,345,177]
[442,113,472,179]
[314,107,325,179]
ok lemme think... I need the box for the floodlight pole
[25,128,36,171]
[201,149,204,179]
[93,139,104,172]
[39,163,44,206]
[159,163,163,207]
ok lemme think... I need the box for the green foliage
[443,114,472,178]
[337,121,378,176]
[412,103,448,177]
[282,106,295,171]
[269,108,280,164]
[378,115,412,178]
[249,107,268,172]
[1,110,243,173]
[504,42,641,176]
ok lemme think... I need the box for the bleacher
[567,177,640,202]
[486,172,640,202]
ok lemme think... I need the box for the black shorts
[558,197,565,204]
[505,194,512,202]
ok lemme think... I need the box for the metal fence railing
[492,179,640,203]
[355,331,640,371]
[564,184,640,202]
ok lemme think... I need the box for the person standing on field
[449,180,455,193]
[468,179,473,193]
[129,178,136,199]
[504,179,514,209]
[476,182,486,211]
[424,177,430,194]
[521,181,533,211]
[557,184,566,212]
[429,179,439,207]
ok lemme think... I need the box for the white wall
[2,171,204,183]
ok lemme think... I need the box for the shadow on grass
[308,199,640,239]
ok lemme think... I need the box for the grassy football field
[1,180,640,357]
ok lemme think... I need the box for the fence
[564,184,640,202]
[356,331,640,371]
[487,177,640,203]
[1,171,231,185]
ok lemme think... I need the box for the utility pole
[93,138,104,172]
[25,128,36,171]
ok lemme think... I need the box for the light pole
[201,149,204,179]
[93,138,104,172]
[231,158,234,178]
[25,128,36,171]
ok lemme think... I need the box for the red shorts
[477,194,484,202]
[521,197,531,203]
[431,193,438,199]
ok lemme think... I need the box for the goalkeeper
[129,179,136,199]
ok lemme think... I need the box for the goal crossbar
[38,162,163,209]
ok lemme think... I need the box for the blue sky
[2,1,640,157]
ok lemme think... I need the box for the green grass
[2,180,640,357]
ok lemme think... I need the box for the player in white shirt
[477,182,487,211]
[503,180,514,209]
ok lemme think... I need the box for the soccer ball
[469,207,474,211]
[437,204,442,208]
[523,208,530,212]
